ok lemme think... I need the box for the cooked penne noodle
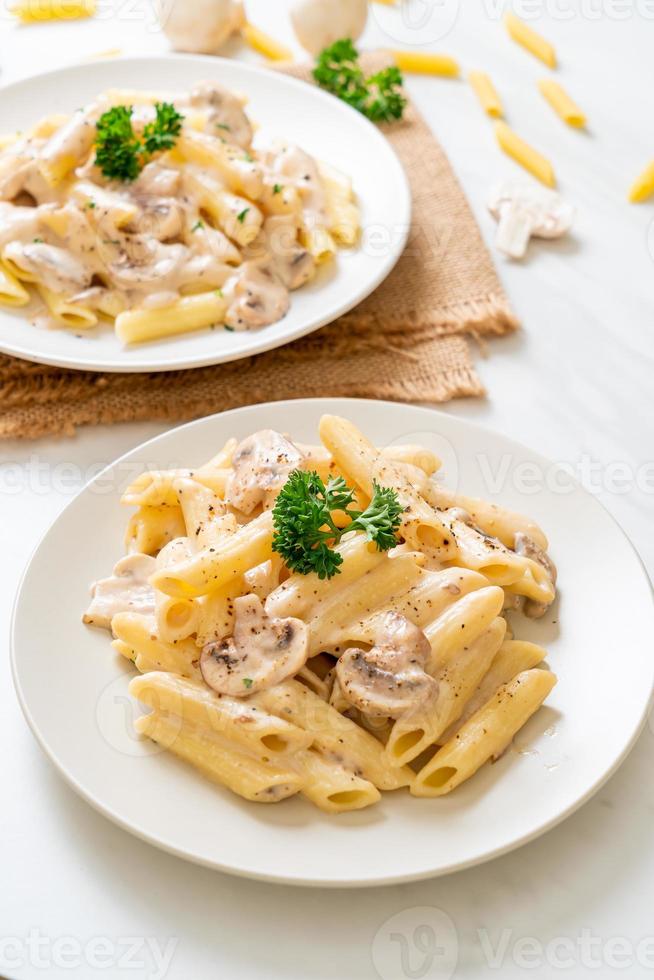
[319,415,457,557]
[494,120,556,187]
[252,680,413,791]
[468,71,503,118]
[296,748,381,813]
[86,415,559,812]
[155,539,201,643]
[124,505,187,556]
[151,511,274,598]
[0,263,30,307]
[136,710,303,803]
[424,482,548,550]
[412,669,557,796]
[38,285,98,330]
[505,12,557,67]
[438,640,547,744]
[112,613,201,679]
[130,672,314,757]
[386,618,506,766]
[116,292,228,346]
[538,80,586,128]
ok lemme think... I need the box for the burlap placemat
[0,55,518,441]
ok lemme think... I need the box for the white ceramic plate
[11,400,654,887]
[0,57,410,373]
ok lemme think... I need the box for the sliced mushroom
[514,531,558,618]
[225,428,304,514]
[83,554,156,630]
[336,612,438,719]
[200,594,309,696]
[224,260,290,331]
[488,180,574,259]
[190,81,253,149]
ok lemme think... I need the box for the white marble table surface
[1,2,653,978]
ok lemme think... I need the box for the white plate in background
[0,57,410,373]
[11,400,654,886]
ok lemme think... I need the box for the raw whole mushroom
[487,179,575,259]
[291,0,368,55]
[160,0,245,54]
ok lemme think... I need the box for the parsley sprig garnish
[272,470,404,580]
[95,102,184,182]
[313,39,406,123]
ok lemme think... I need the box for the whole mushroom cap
[161,0,244,54]
[291,0,368,56]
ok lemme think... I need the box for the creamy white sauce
[83,553,156,630]
[0,84,333,333]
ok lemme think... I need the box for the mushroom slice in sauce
[83,554,156,630]
[226,428,304,514]
[513,532,558,619]
[200,594,309,696]
[224,260,290,331]
[190,81,254,149]
[336,612,438,720]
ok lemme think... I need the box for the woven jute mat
[0,55,518,441]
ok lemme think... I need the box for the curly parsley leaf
[313,39,406,123]
[95,105,142,182]
[272,470,403,580]
[95,102,184,182]
[142,101,184,156]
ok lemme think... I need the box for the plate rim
[0,56,411,374]
[10,398,654,887]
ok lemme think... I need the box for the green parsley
[237,208,250,224]
[95,102,184,182]
[272,470,404,580]
[313,39,406,123]
[95,105,142,182]
[243,678,254,689]
[142,101,184,156]
[192,219,204,232]
[273,183,283,195]
[32,237,43,244]
[223,324,235,332]
[216,122,231,131]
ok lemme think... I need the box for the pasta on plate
[83,416,558,814]
[0,83,359,345]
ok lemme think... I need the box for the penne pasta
[412,669,557,796]
[85,415,559,814]
[494,120,556,188]
[241,21,293,61]
[115,291,228,345]
[136,710,303,803]
[505,12,557,67]
[538,80,586,128]
[392,51,460,77]
[629,162,654,203]
[130,672,314,757]
[0,262,30,307]
[468,71,503,118]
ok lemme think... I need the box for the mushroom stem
[495,202,534,259]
